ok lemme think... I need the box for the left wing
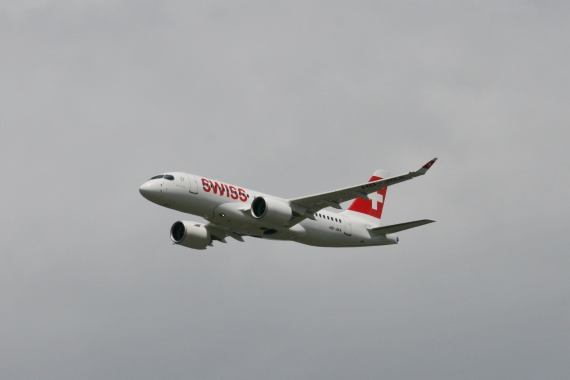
[287,158,437,227]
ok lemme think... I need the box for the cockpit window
[164,175,175,181]
[150,175,164,180]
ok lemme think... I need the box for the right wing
[367,219,435,235]
[287,158,437,227]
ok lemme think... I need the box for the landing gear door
[186,174,198,194]
[343,216,352,236]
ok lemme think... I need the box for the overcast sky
[1,1,569,379]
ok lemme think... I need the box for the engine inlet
[170,221,186,242]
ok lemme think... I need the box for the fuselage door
[187,174,198,194]
[343,216,352,236]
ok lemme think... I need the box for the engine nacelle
[251,196,292,226]
[170,221,211,250]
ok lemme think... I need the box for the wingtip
[415,158,437,175]
[422,158,438,169]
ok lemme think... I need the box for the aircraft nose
[139,182,153,200]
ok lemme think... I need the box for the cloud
[1,1,569,379]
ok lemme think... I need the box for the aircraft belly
[168,189,396,248]
[208,202,308,239]
[297,220,397,248]
[297,220,353,247]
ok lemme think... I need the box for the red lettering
[238,188,247,202]
[201,178,211,192]
[205,180,246,202]
[210,181,219,194]
[210,181,227,196]
[229,186,239,200]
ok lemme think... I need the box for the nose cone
[139,181,155,201]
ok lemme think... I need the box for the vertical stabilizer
[342,169,390,225]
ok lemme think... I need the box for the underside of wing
[204,223,245,244]
[367,219,435,235]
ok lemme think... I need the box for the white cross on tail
[369,192,384,210]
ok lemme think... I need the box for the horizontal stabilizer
[368,219,435,235]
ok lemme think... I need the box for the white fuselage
[139,172,398,248]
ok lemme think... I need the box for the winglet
[415,158,438,176]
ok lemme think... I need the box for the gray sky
[1,1,569,379]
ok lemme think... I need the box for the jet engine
[251,196,292,226]
[170,221,211,250]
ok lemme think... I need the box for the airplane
[139,158,437,250]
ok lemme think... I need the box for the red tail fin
[347,170,390,219]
